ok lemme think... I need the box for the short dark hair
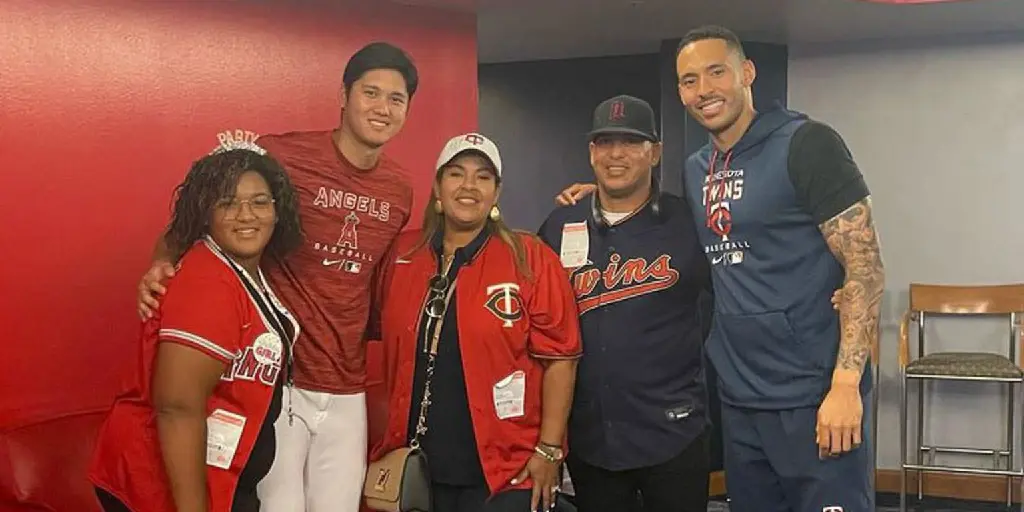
[165,149,303,261]
[342,42,419,100]
[676,25,746,61]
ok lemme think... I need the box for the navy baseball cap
[587,94,659,143]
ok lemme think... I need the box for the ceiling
[393,0,1024,63]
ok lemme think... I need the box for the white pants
[256,387,368,512]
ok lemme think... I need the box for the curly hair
[164,148,303,261]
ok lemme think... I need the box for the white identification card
[559,222,589,268]
[206,409,247,469]
[492,370,526,420]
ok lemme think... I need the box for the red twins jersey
[255,130,413,394]
[371,230,582,494]
[89,239,299,512]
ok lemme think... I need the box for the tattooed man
[555,25,884,512]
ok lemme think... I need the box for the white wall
[789,34,1024,471]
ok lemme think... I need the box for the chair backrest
[907,283,1024,363]
[910,283,1024,314]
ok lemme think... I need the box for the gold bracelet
[534,445,558,463]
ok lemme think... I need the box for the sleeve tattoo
[819,197,885,377]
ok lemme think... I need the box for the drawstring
[704,148,733,228]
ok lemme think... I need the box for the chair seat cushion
[906,352,1023,379]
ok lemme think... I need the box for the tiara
[210,139,267,156]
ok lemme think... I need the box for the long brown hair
[404,182,535,281]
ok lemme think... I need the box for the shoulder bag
[364,261,457,512]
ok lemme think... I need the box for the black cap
[587,94,658,142]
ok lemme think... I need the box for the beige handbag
[364,265,457,512]
[363,446,431,512]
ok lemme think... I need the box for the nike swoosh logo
[323,259,342,266]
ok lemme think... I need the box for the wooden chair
[897,283,1024,511]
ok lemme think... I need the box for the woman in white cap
[366,133,581,512]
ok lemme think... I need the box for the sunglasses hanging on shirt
[425,256,456,319]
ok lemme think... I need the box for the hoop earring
[434,199,443,214]
[489,205,501,221]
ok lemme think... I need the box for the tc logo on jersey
[484,283,523,328]
[707,202,733,239]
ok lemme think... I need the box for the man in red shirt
[136,42,417,512]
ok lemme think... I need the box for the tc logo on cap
[464,134,485,145]
[609,100,626,121]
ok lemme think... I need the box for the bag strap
[410,255,457,450]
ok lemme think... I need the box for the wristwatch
[534,442,564,463]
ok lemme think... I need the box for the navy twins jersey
[538,192,712,471]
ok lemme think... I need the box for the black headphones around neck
[589,173,663,231]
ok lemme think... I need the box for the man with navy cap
[537,95,712,512]
[555,25,884,512]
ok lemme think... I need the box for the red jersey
[256,130,413,394]
[89,239,299,512]
[370,230,582,494]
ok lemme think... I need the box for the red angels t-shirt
[256,130,413,394]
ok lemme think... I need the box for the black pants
[566,429,710,512]
[95,485,264,512]
[433,483,577,512]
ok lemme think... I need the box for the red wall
[0,0,478,429]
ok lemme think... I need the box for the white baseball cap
[435,132,503,178]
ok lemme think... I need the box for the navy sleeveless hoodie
[682,106,871,410]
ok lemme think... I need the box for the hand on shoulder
[554,183,596,206]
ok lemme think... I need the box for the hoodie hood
[730,102,808,156]
[696,103,807,240]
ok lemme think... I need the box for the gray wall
[789,33,1024,471]
[478,54,660,231]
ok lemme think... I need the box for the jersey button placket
[600,240,617,349]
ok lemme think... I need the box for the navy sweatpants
[720,391,874,512]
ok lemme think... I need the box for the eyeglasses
[216,195,275,218]
[424,273,450,318]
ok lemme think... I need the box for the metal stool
[898,283,1024,511]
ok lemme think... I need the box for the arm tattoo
[819,197,885,377]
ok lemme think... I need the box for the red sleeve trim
[159,328,236,364]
